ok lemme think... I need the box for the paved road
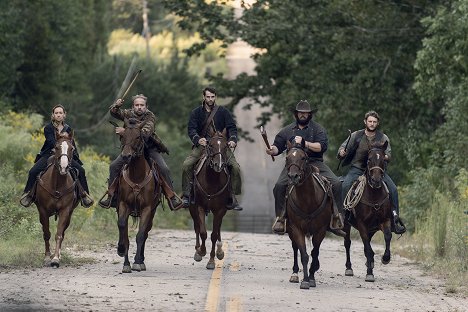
[0,229,465,311]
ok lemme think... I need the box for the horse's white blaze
[217,141,222,165]
[377,154,380,160]
[60,141,69,169]
[293,150,297,156]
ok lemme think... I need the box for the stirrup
[272,217,287,235]
[98,193,112,209]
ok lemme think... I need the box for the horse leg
[133,207,155,272]
[206,210,225,270]
[189,205,203,261]
[381,222,392,265]
[292,231,309,289]
[38,211,52,266]
[344,223,353,276]
[117,206,131,273]
[197,206,207,258]
[289,240,299,283]
[51,209,72,268]
[358,227,375,282]
[215,211,226,261]
[309,231,326,288]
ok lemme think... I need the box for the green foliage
[403,169,468,280]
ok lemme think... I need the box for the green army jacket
[109,103,169,154]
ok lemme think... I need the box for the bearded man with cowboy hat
[265,100,344,235]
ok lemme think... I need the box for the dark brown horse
[343,141,392,282]
[35,132,79,268]
[285,142,334,289]
[116,118,161,273]
[190,130,229,269]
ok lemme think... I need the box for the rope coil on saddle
[344,175,366,210]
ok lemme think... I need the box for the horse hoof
[132,263,141,272]
[122,265,132,273]
[140,263,146,271]
[300,281,310,289]
[365,274,375,282]
[309,279,316,288]
[50,260,60,268]
[381,255,391,265]
[44,259,51,267]
[289,274,299,283]
[216,251,224,260]
[194,252,203,262]
[345,269,354,276]
[206,261,215,270]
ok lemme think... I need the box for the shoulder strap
[201,105,219,137]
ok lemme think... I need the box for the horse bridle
[55,140,74,171]
[286,147,312,184]
[366,148,385,188]
[206,137,231,170]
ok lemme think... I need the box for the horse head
[54,131,75,175]
[366,141,388,189]
[286,140,309,185]
[120,118,145,163]
[206,129,228,173]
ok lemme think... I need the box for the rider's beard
[296,114,312,126]
[204,100,215,108]
[134,109,144,116]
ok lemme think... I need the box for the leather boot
[169,195,183,211]
[81,192,94,208]
[392,213,406,234]
[99,193,112,209]
[272,217,286,235]
[19,192,34,207]
[226,194,243,211]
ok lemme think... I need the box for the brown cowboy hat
[292,100,318,113]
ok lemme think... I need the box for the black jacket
[273,120,328,161]
[187,105,238,146]
[36,122,82,165]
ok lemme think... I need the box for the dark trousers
[273,160,343,217]
[108,148,174,190]
[24,156,89,193]
[342,166,399,213]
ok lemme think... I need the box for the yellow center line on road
[205,242,228,312]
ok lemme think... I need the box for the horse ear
[69,130,74,140]
[287,140,292,150]
[222,129,227,137]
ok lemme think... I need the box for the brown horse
[35,132,79,268]
[116,118,161,273]
[343,141,392,282]
[190,130,229,269]
[285,142,334,289]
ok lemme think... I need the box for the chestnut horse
[285,142,334,289]
[116,118,161,273]
[190,130,229,270]
[343,141,392,282]
[35,133,79,268]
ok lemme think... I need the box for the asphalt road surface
[0,229,466,312]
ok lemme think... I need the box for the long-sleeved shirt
[187,104,238,146]
[273,120,328,161]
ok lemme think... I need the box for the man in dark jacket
[98,94,182,210]
[337,110,406,234]
[20,104,94,208]
[180,86,242,211]
[266,100,344,234]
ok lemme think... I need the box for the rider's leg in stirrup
[226,152,242,211]
[99,155,125,208]
[272,168,288,234]
[181,146,203,208]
